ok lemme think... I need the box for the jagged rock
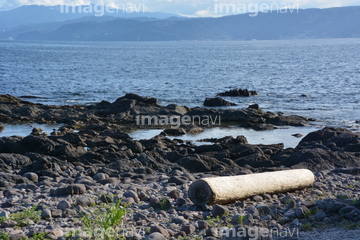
[163,128,187,136]
[177,154,219,172]
[272,127,360,171]
[0,153,32,172]
[204,97,237,107]
[218,89,258,97]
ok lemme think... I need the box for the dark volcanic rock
[0,153,32,172]
[272,127,360,171]
[177,154,219,172]
[218,89,258,97]
[0,124,4,131]
[163,128,187,136]
[204,97,237,107]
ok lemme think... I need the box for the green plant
[80,198,129,240]
[11,205,41,227]
[206,215,222,226]
[236,215,246,225]
[340,221,360,230]
[302,222,313,231]
[159,198,169,210]
[28,232,48,240]
[338,195,347,201]
[65,229,81,238]
[304,208,319,219]
[0,216,7,223]
[0,232,10,240]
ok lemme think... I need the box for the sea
[1,39,360,147]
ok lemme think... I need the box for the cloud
[1,0,360,15]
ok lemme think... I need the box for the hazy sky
[1,0,360,16]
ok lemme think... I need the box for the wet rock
[218,89,258,97]
[0,123,4,131]
[163,128,187,136]
[204,97,237,107]
[31,128,44,136]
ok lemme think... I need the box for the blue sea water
[1,39,360,132]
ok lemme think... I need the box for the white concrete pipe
[188,169,315,205]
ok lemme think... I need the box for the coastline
[0,93,360,239]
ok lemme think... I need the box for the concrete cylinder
[188,169,315,206]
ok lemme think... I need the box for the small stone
[198,220,209,229]
[168,176,187,185]
[51,209,63,218]
[10,233,27,240]
[167,190,180,199]
[100,193,114,203]
[22,172,39,182]
[144,232,166,240]
[41,209,52,219]
[122,197,135,206]
[256,204,271,215]
[150,225,170,238]
[1,220,17,228]
[252,195,263,202]
[295,206,308,218]
[315,211,327,221]
[0,210,10,218]
[212,204,228,217]
[175,197,187,206]
[57,200,71,210]
[172,216,189,225]
[47,228,64,238]
[246,206,260,217]
[180,224,196,235]
[123,190,140,203]
[66,184,86,195]
[93,173,109,182]
[76,197,95,207]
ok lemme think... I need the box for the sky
[0,0,360,16]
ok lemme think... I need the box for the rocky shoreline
[0,94,360,239]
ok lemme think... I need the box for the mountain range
[1,5,360,41]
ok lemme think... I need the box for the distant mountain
[0,5,182,29]
[4,6,360,41]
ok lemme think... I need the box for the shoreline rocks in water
[0,93,311,130]
[203,97,237,107]
[217,89,258,97]
[0,93,360,239]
